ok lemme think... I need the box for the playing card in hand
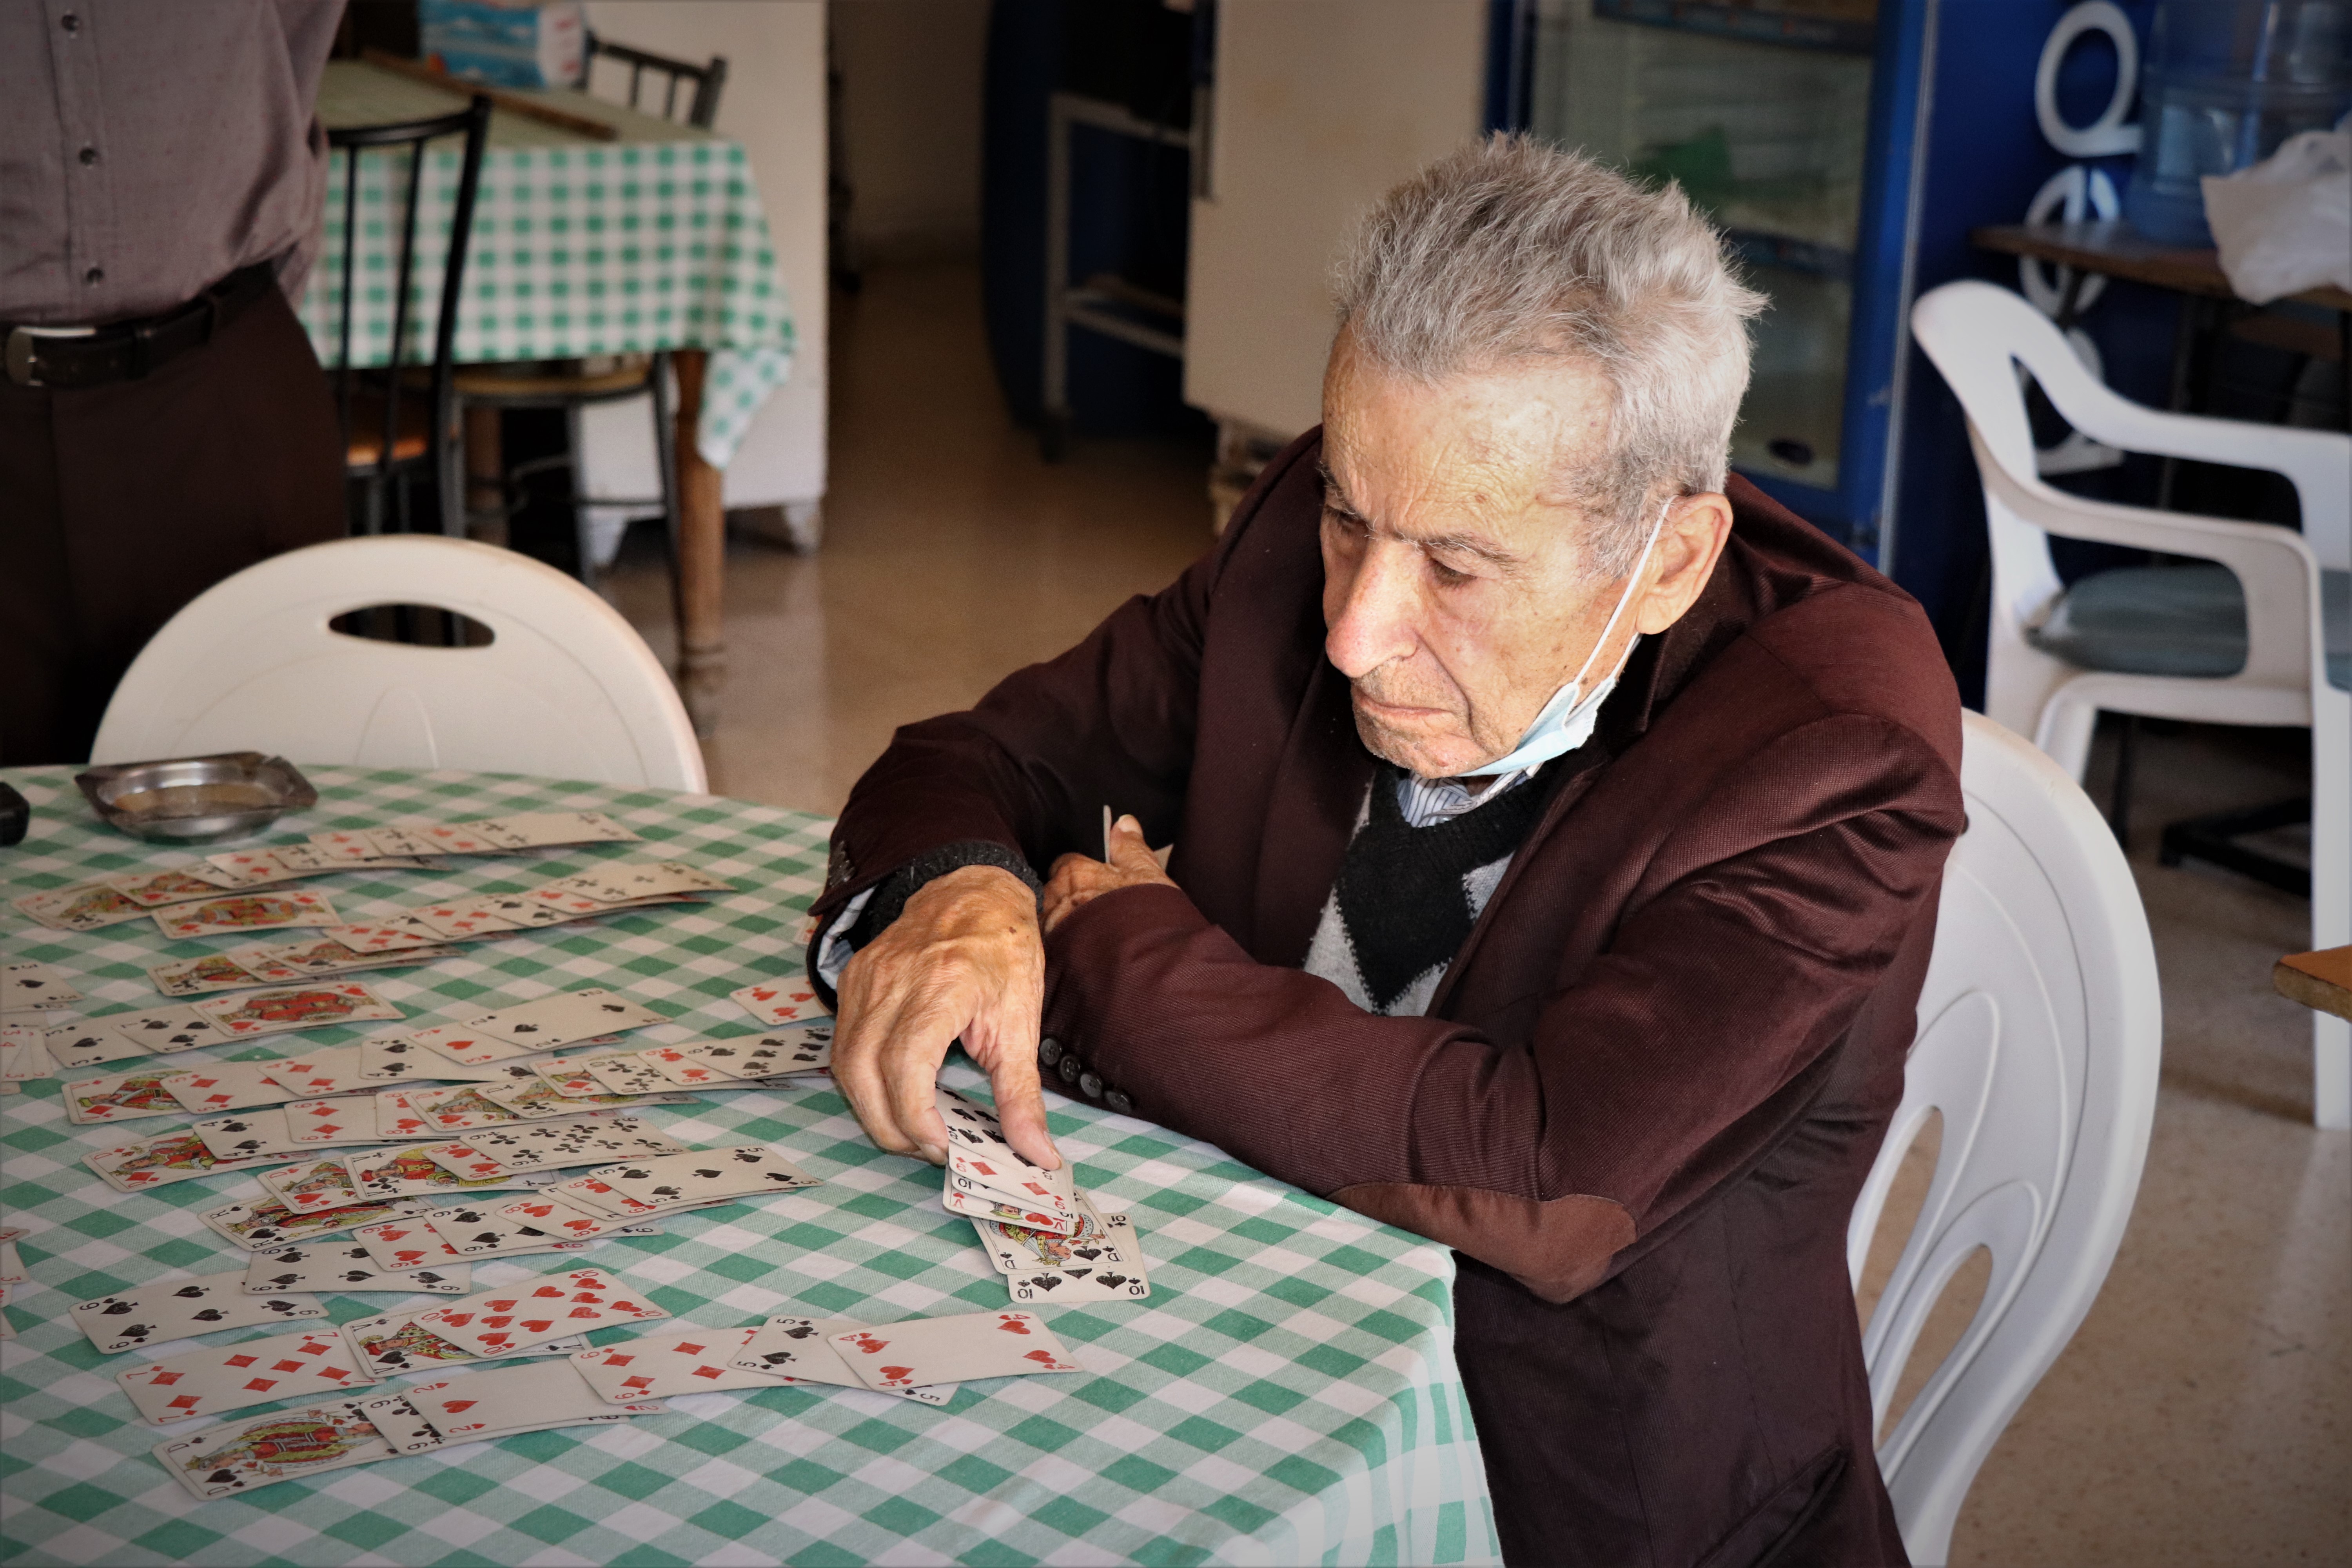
[973,1193,1131,1275]
[1001,1213,1150,1304]
[71,1270,326,1354]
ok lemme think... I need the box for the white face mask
[1461,497,1673,778]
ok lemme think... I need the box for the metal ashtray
[74,752,318,844]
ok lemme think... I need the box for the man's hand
[1042,815,1175,935]
[833,864,1059,1170]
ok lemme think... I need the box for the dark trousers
[0,288,345,766]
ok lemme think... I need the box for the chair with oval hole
[89,535,707,792]
[1850,710,2161,1565]
[1909,277,2347,1129]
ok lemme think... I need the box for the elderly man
[809,137,1964,1567]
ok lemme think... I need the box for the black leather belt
[3,263,277,390]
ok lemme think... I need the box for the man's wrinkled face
[1319,332,1630,780]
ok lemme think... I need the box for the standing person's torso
[0,0,343,324]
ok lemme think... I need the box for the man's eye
[1426,557,1476,587]
[1322,506,1367,541]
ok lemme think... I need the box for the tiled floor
[605,263,2348,1565]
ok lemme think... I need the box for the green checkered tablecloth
[301,62,794,468]
[0,767,1500,1568]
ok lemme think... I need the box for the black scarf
[1332,765,1558,1011]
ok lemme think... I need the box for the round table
[0,767,1500,1568]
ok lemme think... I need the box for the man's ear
[1633,494,1733,636]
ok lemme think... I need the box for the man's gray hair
[1334,134,1765,579]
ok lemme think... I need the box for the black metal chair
[323,96,491,538]
[455,35,727,600]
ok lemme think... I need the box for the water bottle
[2125,0,2352,245]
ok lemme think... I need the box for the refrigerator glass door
[1529,1,1877,495]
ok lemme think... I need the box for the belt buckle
[5,324,97,388]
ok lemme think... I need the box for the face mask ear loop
[1567,495,1676,694]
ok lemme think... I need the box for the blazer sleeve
[1040,712,1965,1304]
[806,434,1326,972]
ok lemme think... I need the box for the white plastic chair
[1851,711,2162,1566]
[1910,278,2349,1129]
[91,536,707,792]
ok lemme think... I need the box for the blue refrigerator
[1497,0,2175,700]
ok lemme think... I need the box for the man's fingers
[986,1048,1062,1171]
[1108,816,1154,873]
[881,1018,955,1163]
[832,990,926,1158]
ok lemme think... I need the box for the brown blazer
[813,432,1965,1568]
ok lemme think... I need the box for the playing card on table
[202,1194,428,1252]
[681,1026,833,1080]
[147,952,271,998]
[478,1076,686,1120]
[255,934,463,977]
[305,829,390,863]
[571,1325,784,1401]
[384,1361,661,1449]
[359,1033,515,1082]
[418,1141,519,1183]
[105,864,243,907]
[71,1270,325,1354]
[358,824,443,858]
[729,978,831,1028]
[196,1108,305,1161]
[341,1311,588,1381]
[561,861,735,904]
[556,1146,822,1216]
[475,1192,640,1247]
[405,1082,528,1131]
[323,917,448,955]
[974,1194,1133,1275]
[1003,1220,1150,1304]
[424,1200,603,1259]
[102,1005,235,1054]
[942,1184,1080,1237]
[2,960,82,1011]
[728,1316,954,1405]
[204,847,314,886]
[467,810,640,849]
[117,1327,376,1424]
[260,1157,367,1213]
[0,1024,53,1083]
[162,1062,302,1115]
[829,1311,1080,1390]
[429,1116,687,1173]
[258,1046,369,1099]
[191,982,402,1038]
[63,1070,185,1124]
[465,989,666,1050]
[15,880,155,931]
[373,1089,443,1140]
[533,1054,627,1098]
[631,1044,753,1088]
[578,1052,675,1096]
[43,1019,150,1071]
[416,1268,668,1356]
[85,1129,281,1192]
[346,1144,524,1201]
[283,1094,380,1144]
[407,899,533,940]
[245,1243,470,1297]
[152,1400,394,1499]
[400,1022,547,1068]
[214,945,310,985]
[156,890,339,940]
[350,1217,468,1274]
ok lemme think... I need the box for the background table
[0,768,1499,1568]
[309,60,799,733]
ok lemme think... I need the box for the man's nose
[1325,541,1422,679]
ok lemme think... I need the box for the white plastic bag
[2201,125,2352,304]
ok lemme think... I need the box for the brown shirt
[815,432,1965,1566]
[0,0,342,323]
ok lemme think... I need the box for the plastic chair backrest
[90,536,707,793]
[1849,711,2161,1566]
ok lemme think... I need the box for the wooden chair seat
[345,392,436,468]
[453,356,654,401]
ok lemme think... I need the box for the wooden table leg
[463,405,505,544]
[671,348,725,739]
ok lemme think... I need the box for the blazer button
[1078,1071,1103,1100]
[1038,1036,1063,1067]
[1104,1089,1132,1115]
[1056,1054,1081,1086]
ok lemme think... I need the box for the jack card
[191,982,402,1039]
[155,890,339,940]
[152,1399,395,1500]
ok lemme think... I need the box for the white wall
[830,0,988,260]
[577,0,828,514]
